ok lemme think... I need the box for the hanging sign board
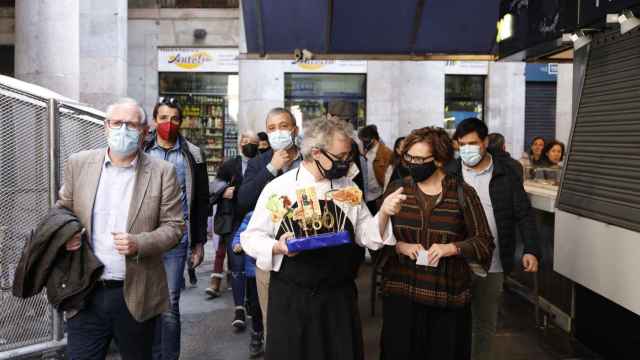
[284,60,367,74]
[444,61,489,75]
[526,63,558,82]
[158,48,239,72]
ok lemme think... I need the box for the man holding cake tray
[240,116,406,360]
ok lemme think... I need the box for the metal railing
[0,78,106,359]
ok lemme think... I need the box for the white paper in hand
[416,249,429,266]
[416,249,439,267]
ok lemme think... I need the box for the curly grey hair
[300,117,354,160]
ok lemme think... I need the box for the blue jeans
[153,239,188,360]
[226,234,246,308]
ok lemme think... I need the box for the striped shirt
[382,175,494,308]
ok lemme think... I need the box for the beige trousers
[255,267,271,337]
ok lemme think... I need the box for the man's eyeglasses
[403,153,433,165]
[106,119,143,131]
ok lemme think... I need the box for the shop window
[284,73,366,129]
[444,75,485,133]
[0,46,14,76]
[160,72,231,95]
[159,72,239,176]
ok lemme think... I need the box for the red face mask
[157,121,180,142]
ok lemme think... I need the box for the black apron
[266,200,364,360]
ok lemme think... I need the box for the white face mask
[109,126,141,157]
[459,144,483,167]
[268,130,294,151]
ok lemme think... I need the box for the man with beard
[145,97,209,360]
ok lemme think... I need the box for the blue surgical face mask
[109,126,141,156]
[459,144,483,167]
[268,130,294,151]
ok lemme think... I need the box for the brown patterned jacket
[382,174,494,308]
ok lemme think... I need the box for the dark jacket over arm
[12,207,104,311]
[184,143,210,247]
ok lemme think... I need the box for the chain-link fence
[0,79,106,359]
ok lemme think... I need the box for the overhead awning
[241,0,500,59]
[496,0,640,62]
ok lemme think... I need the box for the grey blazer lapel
[127,153,152,232]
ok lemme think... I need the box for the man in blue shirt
[144,97,209,360]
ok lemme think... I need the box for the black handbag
[213,198,234,235]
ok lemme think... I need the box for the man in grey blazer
[57,98,184,360]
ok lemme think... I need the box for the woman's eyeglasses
[321,149,353,162]
[403,153,433,165]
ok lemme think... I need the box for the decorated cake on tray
[265,186,363,252]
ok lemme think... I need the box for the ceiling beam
[254,0,265,57]
[239,53,497,61]
[409,0,427,54]
[324,0,334,53]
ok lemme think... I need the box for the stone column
[238,59,285,133]
[15,0,80,99]
[486,62,526,157]
[79,0,128,111]
[555,64,573,146]
[15,0,128,110]
[367,61,446,144]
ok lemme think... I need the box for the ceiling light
[606,14,620,24]
[496,13,514,43]
[567,31,592,50]
[618,10,640,35]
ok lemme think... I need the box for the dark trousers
[227,236,246,308]
[246,277,263,333]
[381,295,471,360]
[66,285,156,360]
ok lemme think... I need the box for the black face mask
[316,150,352,180]
[241,143,258,158]
[258,146,271,154]
[407,161,437,183]
[397,163,410,177]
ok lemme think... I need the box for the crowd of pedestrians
[14,96,551,360]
